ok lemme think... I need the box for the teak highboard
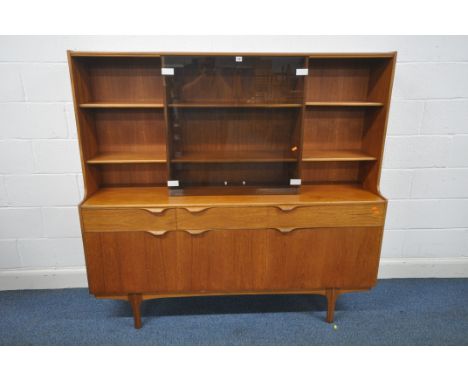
[68,51,396,328]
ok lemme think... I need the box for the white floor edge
[0,258,467,291]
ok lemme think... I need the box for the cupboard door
[256,227,383,290]
[177,227,383,292]
[83,231,184,295]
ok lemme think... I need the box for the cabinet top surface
[81,184,385,208]
[69,51,397,58]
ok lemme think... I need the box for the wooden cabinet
[69,51,396,328]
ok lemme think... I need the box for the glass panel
[163,55,305,194]
[164,55,305,105]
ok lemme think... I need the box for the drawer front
[177,203,385,230]
[81,208,177,232]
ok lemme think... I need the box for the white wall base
[0,258,467,291]
[0,267,88,291]
[378,257,468,279]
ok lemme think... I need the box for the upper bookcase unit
[68,52,396,198]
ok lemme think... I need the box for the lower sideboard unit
[80,191,386,328]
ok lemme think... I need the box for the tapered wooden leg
[325,288,337,323]
[128,293,143,329]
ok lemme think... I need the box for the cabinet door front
[83,231,185,295]
[177,227,383,292]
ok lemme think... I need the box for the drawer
[177,203,385,230]
[81,207,176,232]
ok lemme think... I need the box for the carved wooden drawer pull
[276,205,298,212]
[143,207,168,215]
[184,229,210,235]
[146,230,169,237]
[184,207,211,214]
[274,227,297,234]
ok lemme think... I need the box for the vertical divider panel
[161,56,173,190]
[297,56,309,185]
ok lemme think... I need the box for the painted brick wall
[0,36,467,288]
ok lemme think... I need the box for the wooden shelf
[302,150,376,162]
[87,152,166,164]
[70,52,161,58]
[172,151,297,163]
[168,103,302,108]
[80,102,165,109]
[81,184,385,208]
[305,102,384,107]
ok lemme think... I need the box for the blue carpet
[0,279,467,345]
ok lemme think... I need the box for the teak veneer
[68,51,396,329]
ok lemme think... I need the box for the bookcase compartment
[168,107,300,162]
[86,109,166,162]
[301,161,375,185]
[73,57,163,104]
[302,106,381,161]
[306,57,393,103]
[97,163,167,187]
[171,162,297,191]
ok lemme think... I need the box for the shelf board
[171,151,297,164]
[87,152,167,164]
[305,102,384,107]
[81,184,385,208]
[168,103,302,108]
[302,150,376,162]
[169,186,298,196]
[80,102,165,109]
[70,52,162,57]
[309,53,396,59]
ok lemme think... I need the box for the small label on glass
[161,68,174,75]
[296,68,308,76]
[235,56,243,62]
[290,178,302,186]
[167,180,179,187]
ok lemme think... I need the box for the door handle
[274,227,297,234]
[146,230,169,237]
[143,207,168,215]
[183,207,211,214]
[184,229,210,236]
[275,205,298,212]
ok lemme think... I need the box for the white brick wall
[0,36,467,287]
